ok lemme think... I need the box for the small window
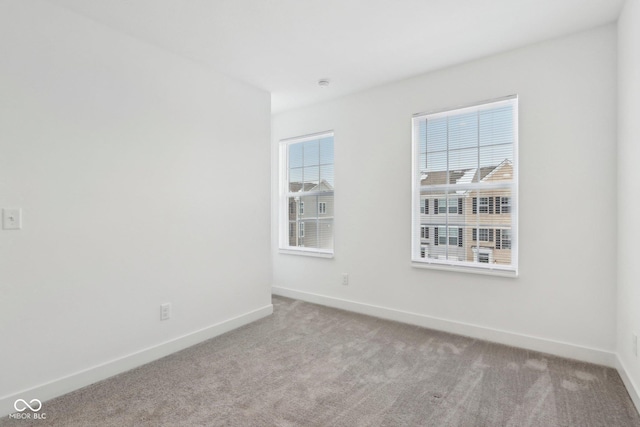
[280,131,334,255]
[437,226,459,246]
[474,228,494,242]
[501,197,511,214]
[421,226,429,239]
[478,197,489,214]
[478,253,490,263]
[501,229,512,249]
[420,199,429,214]
[437,198,459,215]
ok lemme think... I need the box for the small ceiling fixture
[318,79,330,88]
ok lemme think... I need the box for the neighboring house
[288,179,334,249]
[419,159,513,264]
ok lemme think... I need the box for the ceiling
[45,0,624,113]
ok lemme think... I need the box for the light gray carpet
[3,296,639,426]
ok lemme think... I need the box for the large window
[412,96,518,275]
[280,131,334,255]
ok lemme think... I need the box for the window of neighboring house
[421,226,429,239]
[496,229,512,249]
[478,197,489,213]
[412,96,518,275]
[437,198,460,214]
[280,131,334,256]
[472,228,494,242]
[420,246,427,258]
[420,198,429,214]
[500,197,511,213]
[436,226,461,246]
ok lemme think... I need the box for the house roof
[289,179,334,192]
[420,159,512,186]
[420,166,499,186]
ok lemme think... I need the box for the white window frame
[318,202,326,215]
[411,96,518,276]
[279,131,335,257]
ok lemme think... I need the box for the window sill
[411,261,518,278]
[279,248,334,259]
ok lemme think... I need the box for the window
[420,198,429,214]
[280,131,334,255]
[412,96,518,275]
[472,228,494,242]
[500,197,511,214]
[478,197,489,214]
[436,198,461,214]
[421,226,429,239]
[497,229,512,249]
[436,226,461,246]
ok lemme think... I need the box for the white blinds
[412,97,518,274]
[280,131,334,254]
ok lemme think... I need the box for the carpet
[2,296,638,426]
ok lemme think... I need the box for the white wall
[617,0,640,403]
[0,1,271,414]
[272,25,617,364]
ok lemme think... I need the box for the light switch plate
[3,208,22,230]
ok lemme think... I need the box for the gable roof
[420,159,513,187]
[420,166,499,186]
[289,179,334,193]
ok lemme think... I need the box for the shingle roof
[420,165,500,186]
[289,179,334,192]
[289,182,317,192]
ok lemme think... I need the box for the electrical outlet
[342,273,349,286]
[2,208,22,230]
[160,303,171,321]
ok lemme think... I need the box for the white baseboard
[272,286,615,367]
[615,355,640,414]
[0,304,273,418]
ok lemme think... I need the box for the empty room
[2,0,640,425]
